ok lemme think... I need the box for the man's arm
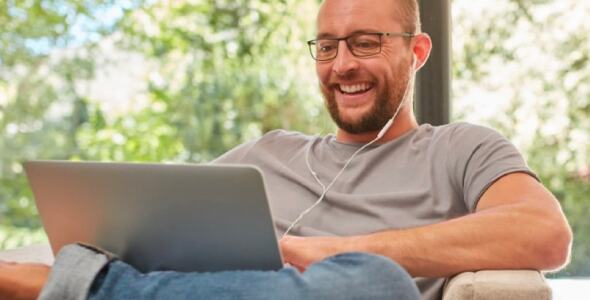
[0,261,50,300]
[280,172,572,277]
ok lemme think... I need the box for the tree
[109,0,328,162]
[452,0,590,276]
[0,0,141,247]
[0,0,328,248]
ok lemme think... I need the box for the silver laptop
[24,160,283,273]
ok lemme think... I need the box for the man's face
[316,0,413,134]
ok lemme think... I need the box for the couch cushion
[0,244,54,265]
[443,270,551,300]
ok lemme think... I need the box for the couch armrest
[443,270,552,300]
[0,244,54,265]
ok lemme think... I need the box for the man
[0,0,572,299]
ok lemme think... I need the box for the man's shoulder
[257,129,315,146]
[413,122,512,158]
[433,122,497,133]
[215,129,314,164]
[430,122,505,142]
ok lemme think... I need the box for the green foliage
[113,0,329,161]
[0,225,46,250]
[1,0,329,244]
[0,0,129,70]
[0,0,141,237]
[452,0,590,276]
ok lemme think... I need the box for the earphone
[282,54,419,238]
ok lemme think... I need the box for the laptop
[24,160,283,273]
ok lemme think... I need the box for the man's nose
[332,41,359,76]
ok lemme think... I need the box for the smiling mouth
[337,82,374,95]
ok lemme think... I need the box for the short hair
[397,0,422,34]
[318,0,422,34]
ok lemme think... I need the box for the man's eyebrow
[316,32,338,39]
[316,29,381,39]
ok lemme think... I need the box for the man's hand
[0,260,50,300]
[280,235,358,272]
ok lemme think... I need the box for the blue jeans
[89,252,420,299]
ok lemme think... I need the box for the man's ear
[412,33,432,71]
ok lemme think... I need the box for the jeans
[89,252,420,300]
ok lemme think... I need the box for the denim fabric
[89,252,420,300]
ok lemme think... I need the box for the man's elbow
[535,212,572,271]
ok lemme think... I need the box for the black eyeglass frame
[307,32,416,61]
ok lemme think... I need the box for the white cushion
[0,244,54,265]
[443,270,552,300]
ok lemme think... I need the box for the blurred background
[0,0,588,287]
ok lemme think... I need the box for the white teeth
[339,83,371,94]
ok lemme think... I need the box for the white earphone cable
[282,56,418,238]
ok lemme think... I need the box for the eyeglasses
[307,32,415,61]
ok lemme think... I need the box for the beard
[321,65,412,134]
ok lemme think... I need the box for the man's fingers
[283,260,307,273]
[279,236,297,257]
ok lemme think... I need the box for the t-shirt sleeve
[211,130,292,164]
[211,139,258,164]
[449,123,538,212]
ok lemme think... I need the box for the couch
[0,244,552,299]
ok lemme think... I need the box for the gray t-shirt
[214,122,537,300]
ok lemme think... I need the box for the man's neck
[335,113,419,144]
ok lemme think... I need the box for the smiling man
[314,0,426,142]
[0,0,572,299]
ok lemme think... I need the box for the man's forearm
[0,261,50,300]
[356,200,571,277]
[281,200,570,277]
